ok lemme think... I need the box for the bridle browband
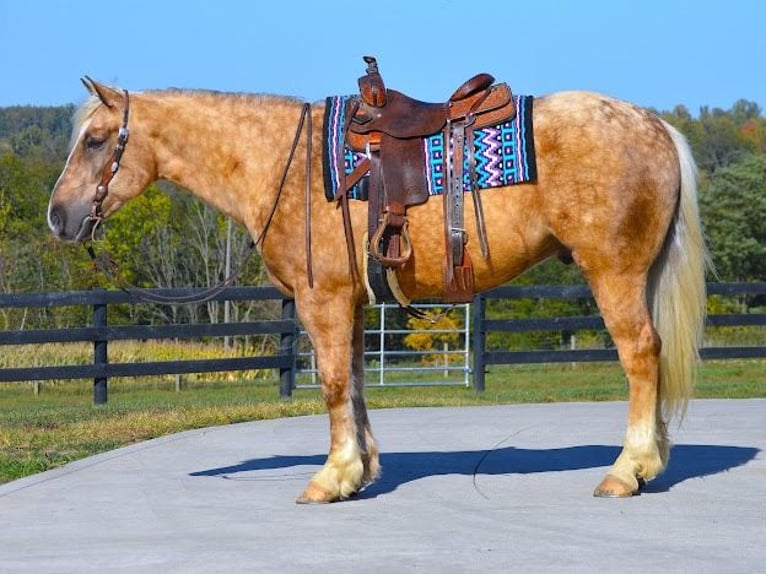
[89,89,130,236]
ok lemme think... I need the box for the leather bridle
[89,89,130,236]
[86,95,317,301]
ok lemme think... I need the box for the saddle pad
[322,94,536,201]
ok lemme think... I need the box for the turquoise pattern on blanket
[322,94,536,201]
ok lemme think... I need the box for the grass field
[0,360,763,485]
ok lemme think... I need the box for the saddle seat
[337,56,517,305]
[347,63,513,147]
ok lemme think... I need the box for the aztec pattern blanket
[323,94,536,201]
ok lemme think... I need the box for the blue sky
[1,0,763,114]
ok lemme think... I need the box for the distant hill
[0,105,75,162]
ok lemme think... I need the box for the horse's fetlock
[636,451,665,482]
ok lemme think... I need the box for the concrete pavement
[0,399,764,573]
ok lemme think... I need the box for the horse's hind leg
[587,272,668,497]
[295,297,373,503]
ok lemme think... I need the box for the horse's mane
[70,89,304,150]
[150,89,306,113]
[153,87,302,103]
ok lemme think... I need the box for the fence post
[279,299,297,397]
[472,293,486,393]
[93,293,108,405]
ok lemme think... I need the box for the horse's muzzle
[48,204,95,242]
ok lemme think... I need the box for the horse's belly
[395,187,556,299]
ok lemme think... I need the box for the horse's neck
[140,91,307,228]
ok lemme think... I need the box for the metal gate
[294,303,471,389]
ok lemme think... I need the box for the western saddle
[338,56,516,304]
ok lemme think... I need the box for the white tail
[648,121,712,421]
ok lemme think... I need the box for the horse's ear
[80,76,121,109]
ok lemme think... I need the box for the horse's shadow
[190,443,759,498]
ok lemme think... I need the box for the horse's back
[398,91,682,298]
[532,91,679,189]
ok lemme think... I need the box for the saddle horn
[359,56,387,107]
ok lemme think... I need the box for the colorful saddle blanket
[323,94,536,201]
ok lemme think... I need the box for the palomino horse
[48,77,707,503]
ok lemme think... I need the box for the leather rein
[86,92,315,303]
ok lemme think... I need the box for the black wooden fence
[0,287,298,403]
[0,282,763,403]
[472,282,766,391]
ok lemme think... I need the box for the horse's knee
[318,368,351,409]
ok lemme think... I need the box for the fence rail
[472,282,766,391]
[0,287,298,402]
[1,282,763,403]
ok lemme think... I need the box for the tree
[662,99,764,174]
[403,312,462,365]
[0,153,79,295]
[0,105,73,163]
[700,154,766,283]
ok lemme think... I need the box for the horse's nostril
[48,208,65,235]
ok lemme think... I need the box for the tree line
[0,98,764,339]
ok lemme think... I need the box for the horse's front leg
[350,305,380,486]
[296,298,376,503]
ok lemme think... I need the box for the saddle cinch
[341,56,516,304]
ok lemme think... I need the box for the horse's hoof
[593,474,638,498]
[295,482,337,505]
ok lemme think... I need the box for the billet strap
[442,117,477,303]
[445,118,467,284]
[443,251,475,304]
[339,188,360,284]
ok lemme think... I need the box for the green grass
[0,360,763,485]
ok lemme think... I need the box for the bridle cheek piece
[89,90,130,238]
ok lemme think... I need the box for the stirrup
[369,215,412,268]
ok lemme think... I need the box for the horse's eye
[85,136,106,150]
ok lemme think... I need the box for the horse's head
[48,78,154,242]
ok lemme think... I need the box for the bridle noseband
[89,89,130,235]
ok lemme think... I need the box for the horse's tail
[648,121,711,422]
